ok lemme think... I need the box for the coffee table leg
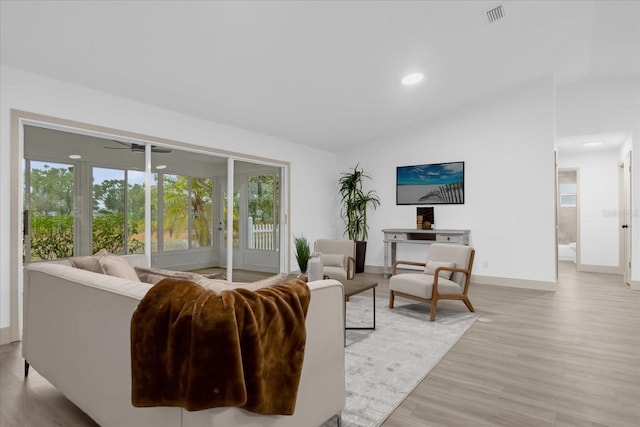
[345,288,376,343]
[372,287,376,330]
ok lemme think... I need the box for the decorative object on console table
[339,164,381,273]
[417,207,434,230]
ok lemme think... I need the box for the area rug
[321,296,478,427]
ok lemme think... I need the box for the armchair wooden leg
[430,299,438,321]
[462,297,475,313]
[388,292,395,309]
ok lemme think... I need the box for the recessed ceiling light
[69,154,82,159]
[401,73,424,86]
[155,165,167,170]
[583,141,603,147]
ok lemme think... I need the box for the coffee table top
[341,279,378,299]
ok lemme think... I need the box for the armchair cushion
[424,261,456,279]
[389,273,463,299]
[320,253,345,268]
[322,267,347,282]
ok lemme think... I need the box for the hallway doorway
[556,132,630,275]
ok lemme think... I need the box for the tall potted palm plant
[339,164,380,273]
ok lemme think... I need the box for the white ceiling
[2,1,639,153]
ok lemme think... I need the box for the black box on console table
[416,207,434,229]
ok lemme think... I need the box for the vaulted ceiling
[2,1,639,152]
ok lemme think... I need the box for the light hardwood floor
[1,262,638,426]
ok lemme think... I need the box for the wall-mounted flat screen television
[396,161,464,205]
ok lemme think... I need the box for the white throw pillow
[424,261,456,280]
[68,249,110,273]
[99,255,140,281]
[320,253,345,268]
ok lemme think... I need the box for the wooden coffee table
[342,279,378,344]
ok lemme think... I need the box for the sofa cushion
[99,255,140,281]
[231,272,289,291]
[135,266,228,284]
[424,261,456,280]
[135,266,199,284]
[320,253,344,268]
[68,249,110,273]
[196,273,289,295]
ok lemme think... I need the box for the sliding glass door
[219,164,281,273]
[23,124,286,276]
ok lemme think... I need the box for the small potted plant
[294,235,311,280]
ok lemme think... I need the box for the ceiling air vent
[486,5,505,23]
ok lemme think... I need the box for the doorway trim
[9,109,291,343]
[620,151,632,284]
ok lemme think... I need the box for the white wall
[557,148,621,267]
[556,75,640,283]
[338,77,557,285]
[0,66,339,332]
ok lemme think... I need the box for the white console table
[382,228,471,277]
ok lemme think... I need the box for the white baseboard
[629,280,640,291]
[364,265,384,275]
[471,275,557,291]
[577,264,622,274]
[0,327,12,345]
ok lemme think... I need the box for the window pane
[560,194,577,207]
[224,189,240,249]
[190,177,213,248]
[247,174,278,251]
[151,173,159,252]
[163,174,189,251]
[92,168,126,254]
[127,170,146,254]
[26,161,75,261]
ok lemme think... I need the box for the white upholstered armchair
[388,243,475,321]
[314,239,356,282]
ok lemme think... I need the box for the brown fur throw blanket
[131,278,311,414]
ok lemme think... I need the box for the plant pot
[355,240,367,274]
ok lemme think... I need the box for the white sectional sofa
[23,255,345,427]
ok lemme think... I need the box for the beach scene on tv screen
[397,162,464,205]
